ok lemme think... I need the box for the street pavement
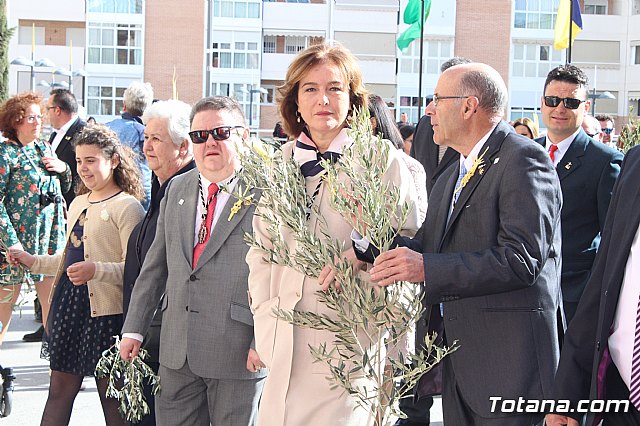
[1,294,443,425]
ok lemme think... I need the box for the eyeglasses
[23,115,43,124]
[46,106,58,111]
[188,126,244,144]
[543,96,585,110]
[603,127,614,134]
[432,94,471,107]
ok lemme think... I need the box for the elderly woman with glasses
[246,42,421,425]
[0,92,70,345]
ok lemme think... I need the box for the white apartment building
[6,0,640,133]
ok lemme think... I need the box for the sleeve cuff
[351,229,370,253]
[122,332,144,343]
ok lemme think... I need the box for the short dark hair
[399,124,415,141]
[440,56,472,73]
[190,96,246,127]
[544,65,589,96]
[595,114,615,126]
[50,89,78,114]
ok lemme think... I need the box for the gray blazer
[122,169,265,381]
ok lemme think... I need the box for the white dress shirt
[50,116,79,152]
[609,224,640,388]
[544,128,579,168]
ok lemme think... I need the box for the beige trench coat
[247,139,422,426]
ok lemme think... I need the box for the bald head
[582,114,603,141]
[444,63,508,119]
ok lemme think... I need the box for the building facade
[7,0,640,134]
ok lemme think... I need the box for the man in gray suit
[364,63,563,425]
[120,96,265,425]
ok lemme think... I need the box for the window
[18,26,45,45]
[212,0,260,18]
[512,43,562,77]
[87,0,143,14]
[584,4,606,14]
[285,36,306,54]
[87,23,142,65]
[514,0,558,30]
[261,86,276,104]
[398,96,429,124]
[635,46,640,65]
[399,40,452,74]
[510,107,541,124]
[87,85,126,116]
[211,41,258,69]
[263,35,276,53]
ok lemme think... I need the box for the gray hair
[124,81,154,116]
[142,99,193,154]
[190,96,247,127]
[458,66,507,117]
[440,56,472,73]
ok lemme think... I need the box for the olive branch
[232,108,458,425]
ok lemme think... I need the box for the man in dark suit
[46,88,86,207]
[536,65,622,325]
[546,147,640,426]
[364,63,563,425]
[410,57,471,196]
[23,89,86,343]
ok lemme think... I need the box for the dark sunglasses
[188,126,244,144]
[543,96,585,110]
[603,127,613,134]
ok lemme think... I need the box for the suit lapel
[192,179,255,272]
[180,172,199,265]
[556,132,587,181]
[443,122,508,235]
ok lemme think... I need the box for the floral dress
[0,139,69,285]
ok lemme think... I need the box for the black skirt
[41,273,123,376]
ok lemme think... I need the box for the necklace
[197,177,221,244]
[88,190,123,204]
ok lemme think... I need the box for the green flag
[397,0,431,51]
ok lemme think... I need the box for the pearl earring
[296,111,301,123]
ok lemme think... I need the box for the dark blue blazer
[535,130,622,305]
[552,145,640,424]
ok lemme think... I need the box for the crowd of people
[0,40,639,426]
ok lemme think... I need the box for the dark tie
[549,144,559,162]
[295,140,341,178]
[48,131,57,145]
[630,295,640,410]
[193,183,219,268]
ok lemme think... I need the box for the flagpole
[567,0,573,64]
[417,0,425,119]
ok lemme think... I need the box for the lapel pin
[565,162,572,170]
[493,158,500,164]
[179,199,184,205]
[478,166,485,175]
[64,135,72,140]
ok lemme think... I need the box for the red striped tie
[549,144,559,162]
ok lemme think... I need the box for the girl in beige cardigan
[9,125,145,426]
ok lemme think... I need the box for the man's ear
[463,96,480,117]
[242,126,250,141]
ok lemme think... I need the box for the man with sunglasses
[538,65,623,326]
[596,114,617,147]
[582,114,603,142]
[120,96,265,425]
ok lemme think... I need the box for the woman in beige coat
[246,43,421,426]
